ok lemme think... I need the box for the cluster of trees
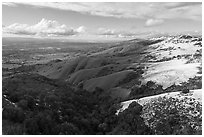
[129,79,199,101]
[129,81,163,99]
[2,75,152,135]
[3,73,199,135]
[110,102,152,135]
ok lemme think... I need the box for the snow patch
[142,59,201,89]
[116,89,202,115]
[149,38,201,60]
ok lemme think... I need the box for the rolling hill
[28,35,202,99]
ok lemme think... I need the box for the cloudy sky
[2,2,202,40]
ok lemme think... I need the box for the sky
[2,2,202,41]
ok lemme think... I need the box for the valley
[2,35,202,135]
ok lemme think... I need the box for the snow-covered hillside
[142,35,202,89]
[116,35,202,126]
[117,89,202,115]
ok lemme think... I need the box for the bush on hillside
[111,102,152,135]
[142,96,202,135]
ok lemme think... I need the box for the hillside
[2,35,202,135]
[29,35,202,98]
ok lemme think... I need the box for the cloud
[97,28,117,36]
[8,2,201,20]
[2,2,17,7]
[161,2,201,9]
[145,19,164,27]
[97,28,147,38]
[76,26,86,33]
[3,18,86,37]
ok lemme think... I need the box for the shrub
[142,96,202,135]
[24,118,39,135]
[58,122,80,135]
[115,102,152,135]
[182,88,190,94]
[2,120,25,135]
[2,107,25,123]
[17,99,28,110]
[129,81,163,99]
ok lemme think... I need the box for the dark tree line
[2,76,151,135]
